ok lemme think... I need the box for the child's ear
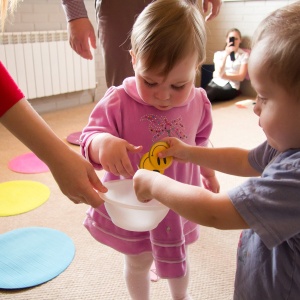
[130,50,136,69]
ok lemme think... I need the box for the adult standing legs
[96,0,152,87]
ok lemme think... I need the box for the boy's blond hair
[131,0,206,77]
[251,2,300,96]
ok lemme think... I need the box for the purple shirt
[228,141,300,299]
[81,77,213,278]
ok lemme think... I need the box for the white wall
[4,0,106,113]
[202,0,297,96]
[205,0,297,63]
[2,0,297,111]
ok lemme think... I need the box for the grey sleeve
[229,148,300,249]
[62,0,88,22]
[248,141,278,173]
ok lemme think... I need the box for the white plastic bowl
[99,179,169,231]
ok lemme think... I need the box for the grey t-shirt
[228,141,300,299]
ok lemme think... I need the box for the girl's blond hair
[1,0,20,32]
[226,28,242,39]
[131,0,206,77]
[251,2,300,96]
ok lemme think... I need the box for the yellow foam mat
[0,180,50,217]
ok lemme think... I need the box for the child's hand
[158,137,191,163]
[133,169,160,203]
[202,174,220,193]
[96,134,142,177]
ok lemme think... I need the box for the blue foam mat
[0,227,75,289]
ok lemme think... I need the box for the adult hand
[225,43,235,56]
[67,18,97,60]
[49,149,107,207]
[202,0,222,21]
[0,99,105,208]
[213,70,223,78]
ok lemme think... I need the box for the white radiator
[0,30,96,100]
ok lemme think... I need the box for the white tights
[124,252,192,300]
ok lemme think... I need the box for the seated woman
[205,28,249,102]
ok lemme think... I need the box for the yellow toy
[139,141,173,173]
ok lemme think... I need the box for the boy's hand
[98,135,142,177]
[158,137,191,163]
[133,169,160,203]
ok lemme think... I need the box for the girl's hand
[202,174,220,193]
[97,134,142,178]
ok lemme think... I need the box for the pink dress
[81,77,213,278]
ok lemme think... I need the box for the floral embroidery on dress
[141,114,187,141]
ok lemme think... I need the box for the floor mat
[0,227,75,289]
[8,152,49,174]
[0,180,50,217]
[66,131,82,146]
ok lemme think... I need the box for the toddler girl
[81,0,219,298]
